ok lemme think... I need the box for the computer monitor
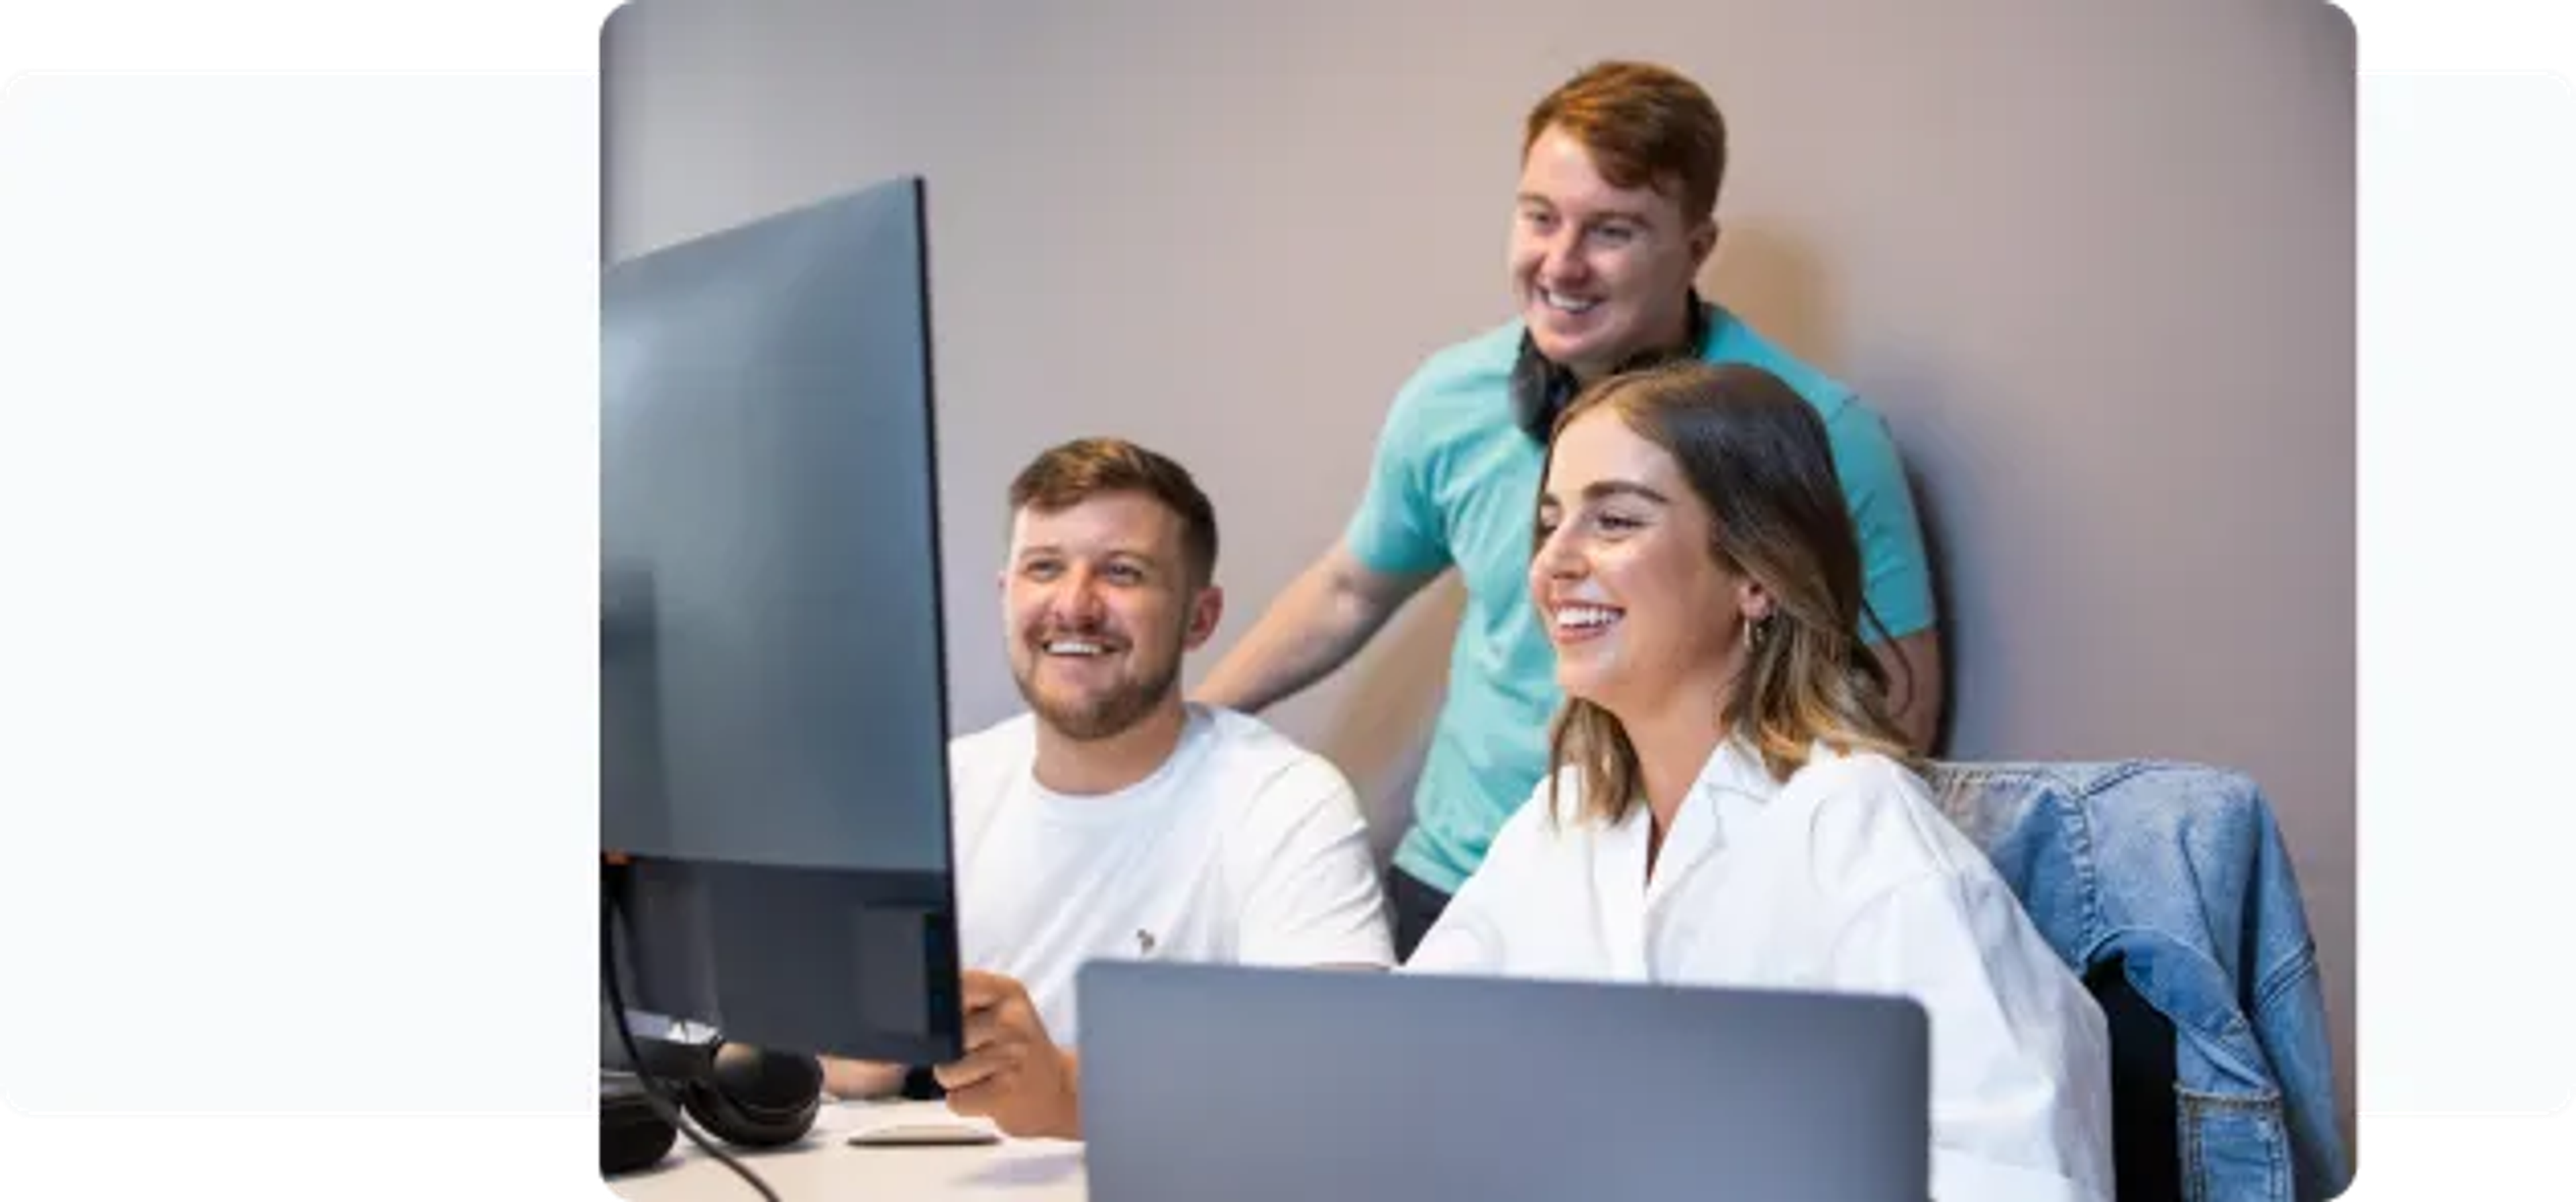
[599,176,963,1067]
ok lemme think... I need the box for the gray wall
[602,0,2356,1142]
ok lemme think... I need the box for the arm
[1397,892,1502,974]
[1805,763,2113,1200]
[1819,394,1943,753]
[1193,541,1436,714]
[1395,776,1562,973]
[1201,364,1456,713]
[1874,628,1945,755]
[1831,872,2114,1201]
[1803,386,1937,746]
[1230,756,1399,970]
[818,1056,908,1101]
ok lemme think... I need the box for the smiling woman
[1410,360,2118,1202]
[1529,360,1913,826]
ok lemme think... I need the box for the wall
[602,0,2357,1143]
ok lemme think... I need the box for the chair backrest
[2083,960,2183,1200]
[1924,761,2184,1200]
[1919,759,2349,1202]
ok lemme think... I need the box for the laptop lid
[1077,962,1929,1202]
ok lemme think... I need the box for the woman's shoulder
[1503,763,1595,838]
[1781,745,1926,804]
[1776,745,1977,897]
[1472,763,1610,869]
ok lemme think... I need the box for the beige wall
[603,0,2357,1143]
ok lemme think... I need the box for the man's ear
[1690,217,1721,270]
[1183,584,1225,651]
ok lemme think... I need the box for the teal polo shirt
[1348,304,1935,893]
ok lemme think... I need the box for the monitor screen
[600,176,961,1066]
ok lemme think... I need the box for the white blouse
[1407,739,2115,1202]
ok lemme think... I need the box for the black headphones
[1509,291,1715,443]
[603,1037,824,1177]
[598,863,822,1173]
[679,1040,824,1147]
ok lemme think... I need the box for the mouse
[846,1120,1003,1148]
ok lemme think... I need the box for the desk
[606,1101,1087,1201]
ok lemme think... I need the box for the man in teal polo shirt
[1198,60,1941,957]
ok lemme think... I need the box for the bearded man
[820,437,1393,1140]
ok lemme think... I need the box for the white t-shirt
[949,704,1393,1046]
[1407,739,2115,1202]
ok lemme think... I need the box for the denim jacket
[1924,760,2351,1201]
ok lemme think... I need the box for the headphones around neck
[1509,292,1715,443]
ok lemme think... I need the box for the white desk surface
[606,1100,1088,1202]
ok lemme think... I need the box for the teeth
[1044,639,1108,656]
[1554,606,1621,630]
[1542,289,1599,314]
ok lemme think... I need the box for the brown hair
[1523,61,1728,223]
[1008,437,1220,586]
[1539,362,1914,825]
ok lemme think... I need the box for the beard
[1012,645,1184,743]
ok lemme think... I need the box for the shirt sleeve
[1342,372,1455,578]
[1399,877,1501,976]
[1825,871,2116,1202]
[1227,756,1396,969]
[1399,777,1560,975]
[1819,396,1937,641]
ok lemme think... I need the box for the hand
[819,1056,908,1100]
[932,970,1081,1140]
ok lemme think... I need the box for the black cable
[600,871,784,1202]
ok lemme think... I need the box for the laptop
[1076,962,1929,1202]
